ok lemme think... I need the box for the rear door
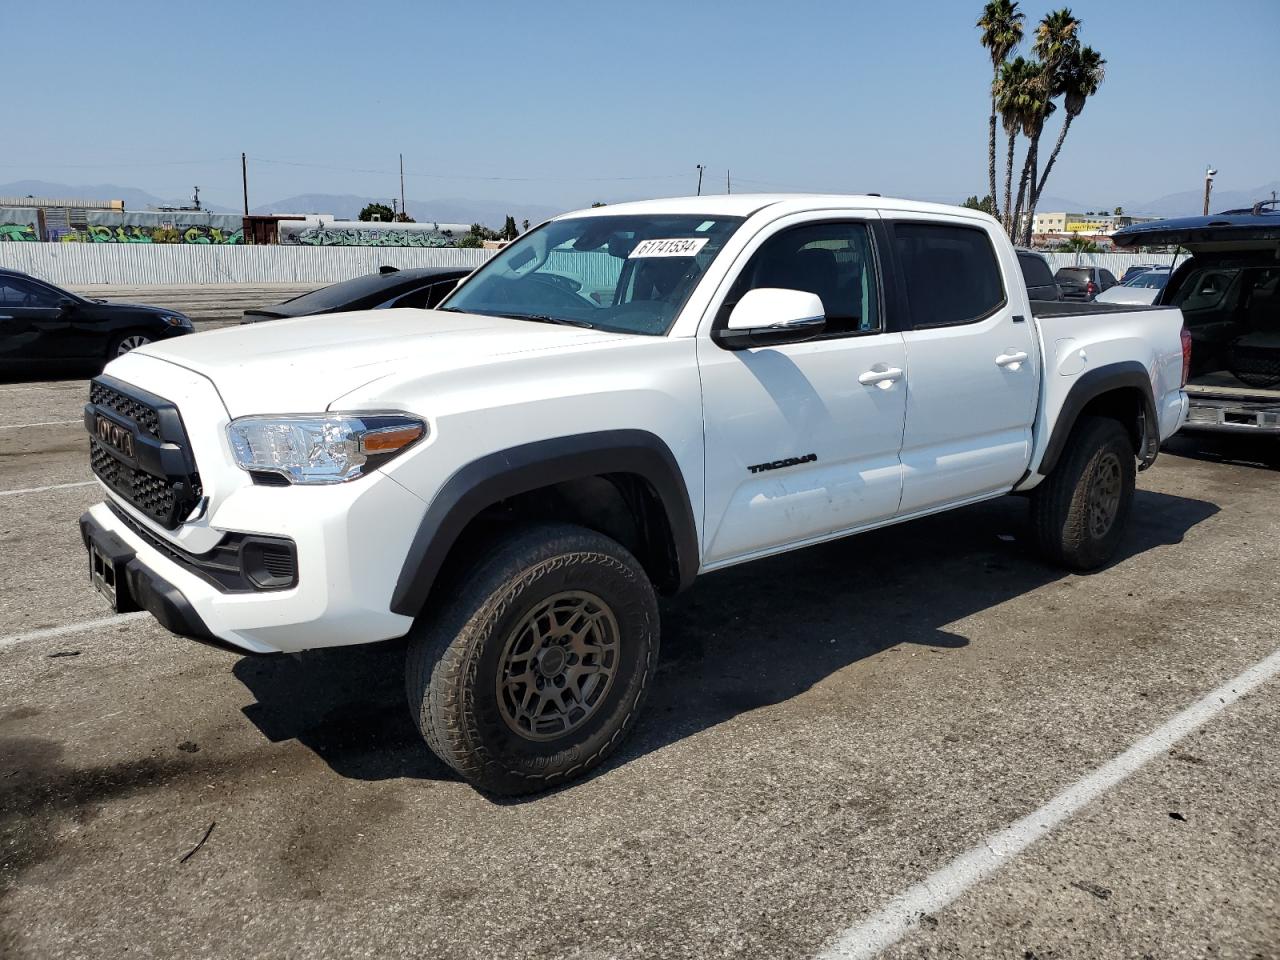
[0,275,65,361]
[698,213,908,565]
[886,215,1039,515]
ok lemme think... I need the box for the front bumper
[81,469,425,654]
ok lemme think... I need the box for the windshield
[1124,271,1168,289]
[441,214,744,335]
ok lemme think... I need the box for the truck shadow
[232,488,1218,791]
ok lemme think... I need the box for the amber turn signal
[360,423,425,454]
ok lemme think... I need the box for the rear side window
[894,223,1005,328]
[1018,253,1055,288]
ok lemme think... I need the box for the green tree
[1057,235,1100,253]
[590,201,607,208]
[394,212,416,223]
[500,215,519,241]
[1113,206,1124,216]
[359,203,395,222]
[962,194,998,216]
[456,233,482,248]
[521,219,530,232]
[977,1,1025,226]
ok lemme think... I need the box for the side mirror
[57,298,77,315]
[713,288,826,350]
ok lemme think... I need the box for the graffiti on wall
[58,224,244,244]
[0,223,39,242]
[287,226,455,247]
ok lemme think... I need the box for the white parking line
[0,479,96,497]
[816,644,1280,960]
[0,611,150,653]
[0,419,81,430]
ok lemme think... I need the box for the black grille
[87,376,201,529]
[91,439,178,521]
[260,547,296,578]
[90,380,160,437]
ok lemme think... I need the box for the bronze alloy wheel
[495,590,621,741]
[1088,450,1123,539]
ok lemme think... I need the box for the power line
[248,156,689,184]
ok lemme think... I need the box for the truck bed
[1031,301,1163,319]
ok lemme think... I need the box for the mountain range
[3,178,1277,226]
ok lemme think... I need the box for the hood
[93,300,186,317]
[134,307,630,415]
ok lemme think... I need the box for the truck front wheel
[405,523,659,795]
[1031,415,1136,571]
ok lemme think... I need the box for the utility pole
[241,153,249,216]
[1203,165,1217,216]
[696,164,704,196]
[399,153,406,221]
[726,169,731,195]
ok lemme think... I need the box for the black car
[1016,248,1062,301]
[241,266,471,323]
[1053,265,1119,301]
[0,268,193,369]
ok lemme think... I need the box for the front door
[888,215,1039,514]
[698,215,908,566]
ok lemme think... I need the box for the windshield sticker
[629,238,709,258]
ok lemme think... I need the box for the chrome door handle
[858,366,904,387]
[995,351,1029,367]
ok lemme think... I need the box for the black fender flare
[389,430,700,618]
[1036,361,1160,477]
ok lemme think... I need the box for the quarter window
[726,222,881,336]
[894,223,1005,328]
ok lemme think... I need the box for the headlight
[161,314,192,328]
[227,414,426,484]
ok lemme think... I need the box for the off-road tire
[1031,415,1136,571]
[405,523,659,795]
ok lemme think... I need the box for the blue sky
[5,0,1277,212]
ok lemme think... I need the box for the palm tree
[1058,235,1099,253]
[1011,84,1056,243]
[1030,45,1106,231]
[996,56,1037,233]
[1020,8,1081,242]
[978,1,1025,220]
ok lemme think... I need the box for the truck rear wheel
[405,523,659,795]
[1031,415,1136,571]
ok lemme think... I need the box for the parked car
[0,268,192,370]
[1121,263,1163,283]
[1053,265,1119,301]
[1095,268,1170,306]
[1115,202,1280,435]
[1016,248,1062,301]
[81,195,1188,795]
[241,266,471,323]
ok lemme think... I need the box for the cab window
[723,221,881,337]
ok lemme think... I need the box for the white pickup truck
[80,195,1189,794]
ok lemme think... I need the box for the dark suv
[1016,249,1062,301]
[1053,265,1119,301]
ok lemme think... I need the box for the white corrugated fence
[0,243,1183,288]
[0,244,494,286]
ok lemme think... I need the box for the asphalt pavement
[1,367,1277,960]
